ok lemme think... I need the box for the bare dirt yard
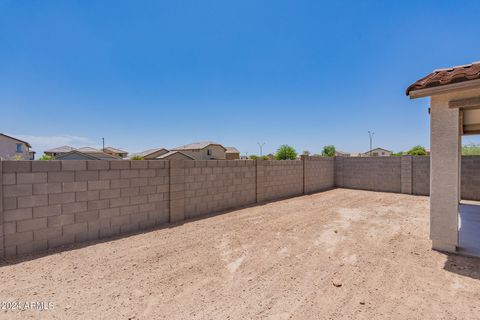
[1,188,480,319]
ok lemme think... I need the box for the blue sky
[1,1,480,156]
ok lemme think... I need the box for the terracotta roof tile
[406,62,480,95]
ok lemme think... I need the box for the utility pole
[368,131,374,156]
[102,137,105,151]
[257,142,265,157]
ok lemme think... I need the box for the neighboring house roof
[156,151,195,160]
[172,141,227,151]
[76,147,102,153]
[335,150,350,155]
[44,146,76,153]
[135,148,169,158]
[225,147,240,153]
[406,61,480,95]
[55,150,119,160]
[364,148,392,154]
[103,146,128,154]
[0,133,32,148]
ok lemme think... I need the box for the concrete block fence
[2,155,480,258]
[0,158,335,258]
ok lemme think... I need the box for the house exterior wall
[177,145,226,160]
[226,152,240,160]
[0,136,30,160]
[429,88,480,252]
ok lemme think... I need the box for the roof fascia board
[409,79,480,99]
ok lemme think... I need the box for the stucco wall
[179,145,226,160]
[0,136,30,160]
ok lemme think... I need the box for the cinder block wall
[335,155,480,200]
[337,157,402,193]
[461,156,480,201]
[304,157,335,194]
[257,161,304,202]
[183,160,256,219]
[11,156,480,258]
[412,156,430,196]
[1,159,337,257]
[1,160,171,257]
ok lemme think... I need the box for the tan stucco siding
[429,87,480,252]
[226,152,240,160]
[0,136,30,160]
[179,145,226,160]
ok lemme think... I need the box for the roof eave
[409,78,480,99]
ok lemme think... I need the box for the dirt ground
[1,189,480,320]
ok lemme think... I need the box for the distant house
[363,148,392,157]
[55,149,119,160]
[44,146,77,158]
[335,150,351,157]
[0,133,33,160]
[131,148,169,160]
[172,141,226,160]
[225,147,240,160]
[335,150,361,157]
[103,147,128,159]
[156,151,195,160]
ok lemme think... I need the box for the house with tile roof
[130,148,169,160]
[156,151,195,160]
[103,146,128,158]
[43,146,76,158]
[362,147,392,157]
[54,148,120,160]
[0,133,34,160]
[225,147,240,160]
[172,141,227,160]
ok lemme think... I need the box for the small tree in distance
[38,154,54,160]
[276,145,297,160]
[249,155,258,160]
[321,145,336,157]
[406,145,427,156]
[131,155,145,160]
